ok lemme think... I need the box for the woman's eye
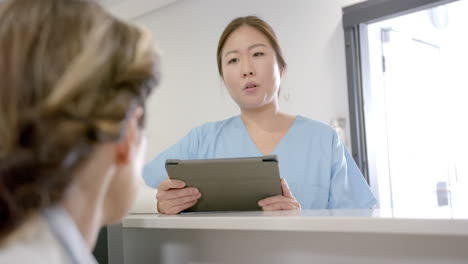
[253,52,264,57]
[228,58,238,64]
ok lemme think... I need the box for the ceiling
[0,0,180,20]
[99,0,180,20]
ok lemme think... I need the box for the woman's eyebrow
[223,43,267,58]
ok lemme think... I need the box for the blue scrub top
[143,115,377,209]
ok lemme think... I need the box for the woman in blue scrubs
[144,16,376,214]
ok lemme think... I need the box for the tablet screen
[165,155,282,212]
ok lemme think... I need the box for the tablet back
[165,155,282,212]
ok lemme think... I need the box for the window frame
[342,0,460,182]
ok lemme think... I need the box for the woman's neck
[62,145,115,249]
[240,102,292,132]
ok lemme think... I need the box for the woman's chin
[238,102,264,111]
[238,99,278,111]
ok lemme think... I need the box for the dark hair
[0,0,159,241]
[216,15,287,77]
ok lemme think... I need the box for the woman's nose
[241,58,255,78]
[243,71,254,77]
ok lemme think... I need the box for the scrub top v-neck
[143,115,377,209]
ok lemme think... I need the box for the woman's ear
[116,107,144,165]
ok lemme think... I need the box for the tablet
[165,155,282,212]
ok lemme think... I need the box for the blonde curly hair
[0,0,159,240]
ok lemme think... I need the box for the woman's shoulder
[294,115,336,136]
[192,115,241,134]
[0,215,69,263]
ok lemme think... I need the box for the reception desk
[114,208,468,264]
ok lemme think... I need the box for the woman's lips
[243,82,259,92]
[244,85,258,92]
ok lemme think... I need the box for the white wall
[133,0,365,161]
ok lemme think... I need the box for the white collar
[43,206,98,264]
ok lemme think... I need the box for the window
[343,0,467,210]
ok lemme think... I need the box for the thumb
[281,178,294,199]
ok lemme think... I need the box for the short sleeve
[142,127,200,188]
[328,131,377,209]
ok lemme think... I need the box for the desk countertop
[123,208,468,236]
